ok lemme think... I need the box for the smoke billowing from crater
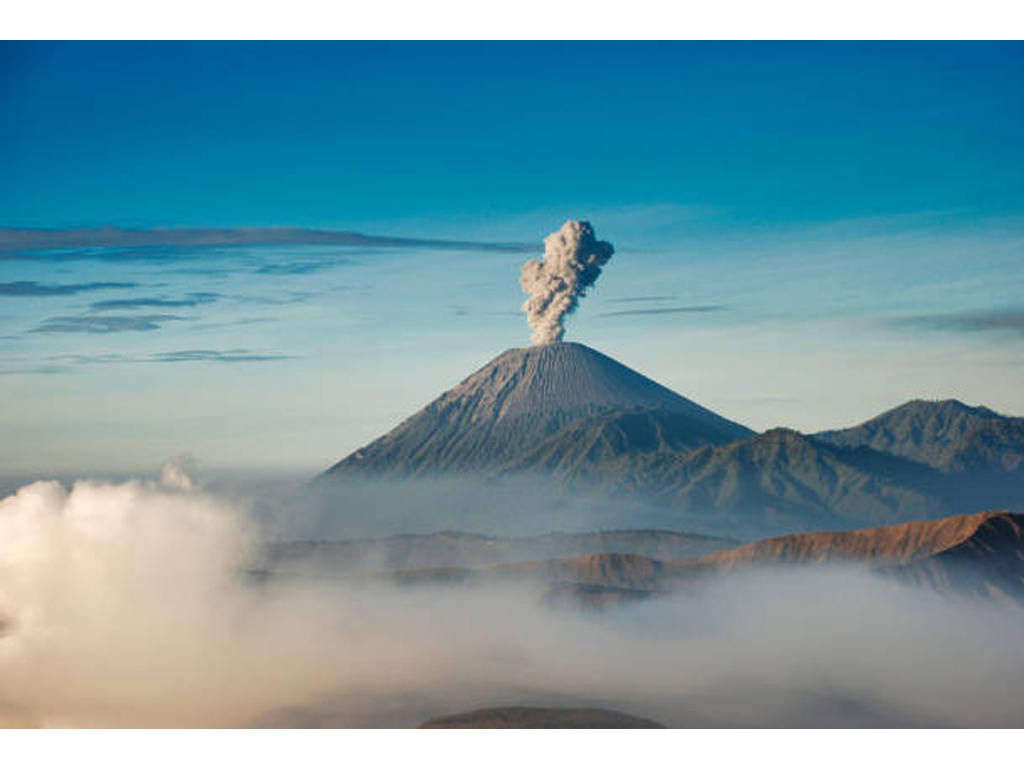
[520,220,615,345]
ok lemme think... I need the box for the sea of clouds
[1,462,1022,727]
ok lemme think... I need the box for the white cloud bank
[1,467,1023,727]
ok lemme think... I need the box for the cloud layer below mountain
[1,469,1022,727]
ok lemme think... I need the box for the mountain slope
[506,406,746,472]
[684,509,1024,601]
[549,428,948,532]
[885,512,1024,600]
[691,508,1017,569]
[323,342,752,478]
[815,399,1023,472]
[937,418,1024,473]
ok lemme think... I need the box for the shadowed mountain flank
[551,428,948,531]
[673,510,1024,602]
[882,512,1024,601]
[418,706,665,728]
[694,509,1024,602]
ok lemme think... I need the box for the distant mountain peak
[759,427,806,440]
[887,398,1004,419]
[816,396,1020,471]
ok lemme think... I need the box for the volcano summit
[324,342,753,479]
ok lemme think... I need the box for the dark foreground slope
[419,706,664,729]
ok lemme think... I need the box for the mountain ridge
[378,510,1024,604]
[816,398,1023,472]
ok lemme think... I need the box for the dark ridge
[418,706,665,729]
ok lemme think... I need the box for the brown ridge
[691,509,1017,570]
[372,510,1024,603]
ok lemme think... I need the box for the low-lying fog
[1,464,1022,727]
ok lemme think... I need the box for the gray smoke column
[520,220,615,345]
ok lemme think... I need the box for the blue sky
[2,42,1023,476]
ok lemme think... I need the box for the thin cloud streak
[0,226,533,259]
[255,259,355,276]
[47,349,296,366]
[889,309,1024,336]
[88,293,220,312]
[0,281,137,297]
[192,317,278,331]
[598,305,728,318]
[29,314,186,334]
[154,350,296,363]
[604,295,678,303]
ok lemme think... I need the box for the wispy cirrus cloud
[0,226,531,260]
[192,317,278,331]
[88,292,221,312]
[255,258,355,276]
[604,295,678,303]
[50,349,296,365]
[29,314,185,334]
[598,304,728,318]
[231,291,313,307]
[888,308,1024,336]
[153,349,296,363]
[0,281,137,296]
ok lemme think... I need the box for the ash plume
[520,220,615,345]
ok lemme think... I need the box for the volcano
[323,342,753,479]
[318,344,1024,536]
